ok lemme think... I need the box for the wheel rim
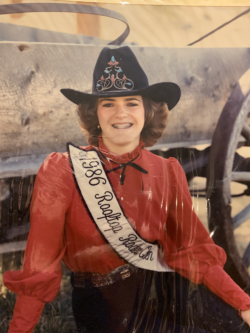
[207,74,250,291]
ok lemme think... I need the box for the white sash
[68,144,173,272]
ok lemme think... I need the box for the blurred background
[0,2,250,47]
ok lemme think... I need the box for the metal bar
[0,154,48,179]
[0,3,130,46]
[147,139,211,151]
[0,241,26,254]
[0,140,211,178]
[231,172,250,182]
[233,204,250,229]
[187,7,250,46]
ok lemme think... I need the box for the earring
[97,124,100,129]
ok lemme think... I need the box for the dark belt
[72,264,137,288]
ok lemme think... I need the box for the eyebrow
[124,97,141,102]
[99,98,116,103]
[99,97,141,103]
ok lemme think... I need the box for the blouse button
[121,197,123,201]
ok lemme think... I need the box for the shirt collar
[95,136,145,164]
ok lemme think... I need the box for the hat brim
[60,82,181,111]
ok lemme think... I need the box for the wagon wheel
[206,75,250,292]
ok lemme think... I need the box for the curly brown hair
[76,96,169,147]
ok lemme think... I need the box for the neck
[101,137,140,156]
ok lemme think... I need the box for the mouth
[112,123,133,129]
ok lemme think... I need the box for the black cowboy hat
[61,46,181,110]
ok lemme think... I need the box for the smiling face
[97,95,145,155]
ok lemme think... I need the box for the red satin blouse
[4,139,250,332]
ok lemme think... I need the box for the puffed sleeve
[3,152,74,333]
[164,158,250,311]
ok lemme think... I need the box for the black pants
[71,270,250,333]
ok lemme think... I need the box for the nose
[115,104,127,118]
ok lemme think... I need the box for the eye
[102,103,114,107]
[127,102,138,107]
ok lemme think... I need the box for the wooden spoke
[233,204,250,229]
[231,172,250,182]
[243,243,250,268]
[242,122,250,141]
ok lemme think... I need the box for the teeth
[112,123,132,129]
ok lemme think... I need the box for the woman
[4,46,250,333]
